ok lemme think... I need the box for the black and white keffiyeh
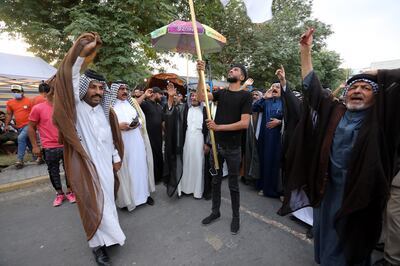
[79,69,116,120]
[343,73,379,97]
[110,81,139,117]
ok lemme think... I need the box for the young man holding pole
[197,61,252,234]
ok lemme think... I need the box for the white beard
[346,102,367,111]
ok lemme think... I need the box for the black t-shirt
[212,89,252,147]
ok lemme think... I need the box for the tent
[0,52,56,110]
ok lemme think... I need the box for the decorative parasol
[150,17,226,170]
[150,20,226,55]
[147,73,186,95]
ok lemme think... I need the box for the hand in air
[144,88,153,98]
[167,82,176,97]
[196,60,206,72]
[80,35,101,57]
[275,65,285,81]
[300,28,314,47]
[243,78,254,87]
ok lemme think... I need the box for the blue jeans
[17,125,34,161]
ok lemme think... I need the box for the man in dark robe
[280,28,400,265]
[374,146,400,266]
[137,87,164,183]
[241,90,264,186]
[242,104,260,185]
[163,82,186,196]
[163,83,207,197]
[278,68,302,191]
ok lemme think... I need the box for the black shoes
[231,217,240,235]
[201,213,221,225]
[202,213,240,234]
[15,161,24,169]
[146,196,154,206]
[92,246,111,266]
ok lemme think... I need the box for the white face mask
[13,93,22,99]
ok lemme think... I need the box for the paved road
[0,179,317,266]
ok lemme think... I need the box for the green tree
[0,0,345,88]
[174,0,345,90]
[0,0,177,85]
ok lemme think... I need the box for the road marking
[221,197,312,244]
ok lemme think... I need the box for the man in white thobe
[111,82,155,210]
[53,34,125,266]
[178,92,206,199]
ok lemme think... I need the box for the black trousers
[43,147,68,191]
[203,150,212,198]
[210,145,241,218]
[149,136,163,183]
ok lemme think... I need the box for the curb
[0,175,49,193]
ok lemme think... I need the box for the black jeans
[43,147,68,191]
[203,149,212,198]
[210,145,241,218]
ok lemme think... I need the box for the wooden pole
[188,0,219,170]
[186,53,190,92]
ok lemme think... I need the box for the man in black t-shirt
[197,61,252,234]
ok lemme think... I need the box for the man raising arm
[197,60,252,235]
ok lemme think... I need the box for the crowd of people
[2,81,77,206]
[3,29,400,266]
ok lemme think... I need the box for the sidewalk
[0,162,56,192]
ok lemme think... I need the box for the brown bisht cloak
[279,69,400,264]
[52,32,124,241]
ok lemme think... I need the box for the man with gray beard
[279,28,400,266]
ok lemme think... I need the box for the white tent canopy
[0,52,56,82]
[0,53,57,110]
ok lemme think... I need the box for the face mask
[13,93,22,99]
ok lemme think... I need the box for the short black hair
[230,63,248,81]
[38,82,50,93]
